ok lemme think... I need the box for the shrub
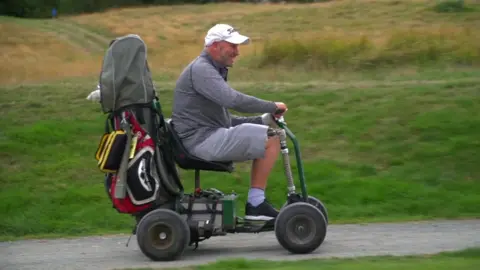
[256,28,480,70]
[433,0,474,13]
[258,35,373,70]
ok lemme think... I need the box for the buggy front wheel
[275,202,327,254]
[282,195,329,224]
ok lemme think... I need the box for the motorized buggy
[93,34,328,261]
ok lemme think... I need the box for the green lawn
[1,0,480,241]
[1,67,479,241]
[122,247,480,270]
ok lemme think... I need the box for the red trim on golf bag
[109,174,152,214]
[107,110,156,214]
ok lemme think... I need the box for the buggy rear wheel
[275,202,327,254]
[136,208,190,261]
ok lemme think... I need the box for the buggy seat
[165,119,234,173]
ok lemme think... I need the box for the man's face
[214,41,239,67]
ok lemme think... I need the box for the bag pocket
[95,130,128,173]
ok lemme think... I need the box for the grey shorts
[190,123,269,162]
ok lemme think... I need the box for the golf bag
[94,34,183,216]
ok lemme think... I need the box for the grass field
[1,0,480,241]
[123,247,480,270]
[1,0,480,85]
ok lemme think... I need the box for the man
[171,23,288,221]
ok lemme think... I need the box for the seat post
[194,169,200,190]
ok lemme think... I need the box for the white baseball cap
[204,24,250,47]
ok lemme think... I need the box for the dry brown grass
[1,0,479,85]
[0,21,101,85]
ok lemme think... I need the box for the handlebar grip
[274,108,286,115]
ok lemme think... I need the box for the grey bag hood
[99,34,156,113]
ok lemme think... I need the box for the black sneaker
[245,200,279,221]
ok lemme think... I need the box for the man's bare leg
[251,135,280,189]
[246,135,281,218]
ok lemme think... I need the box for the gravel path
[1,219,479,270]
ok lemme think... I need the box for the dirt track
[1,219,479,270]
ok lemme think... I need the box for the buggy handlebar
[274,108,286,115]
[272,108,287,126]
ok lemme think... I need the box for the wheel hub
[286,215,316,244]
[148,222,174,250]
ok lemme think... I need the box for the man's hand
[274,102,288,117]
[262,102,287,127]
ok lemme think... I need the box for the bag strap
[113,111,133,199]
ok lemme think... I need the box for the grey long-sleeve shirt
[171,50,278,150]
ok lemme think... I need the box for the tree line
[1,0,233,19]
[1,0,319,19]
